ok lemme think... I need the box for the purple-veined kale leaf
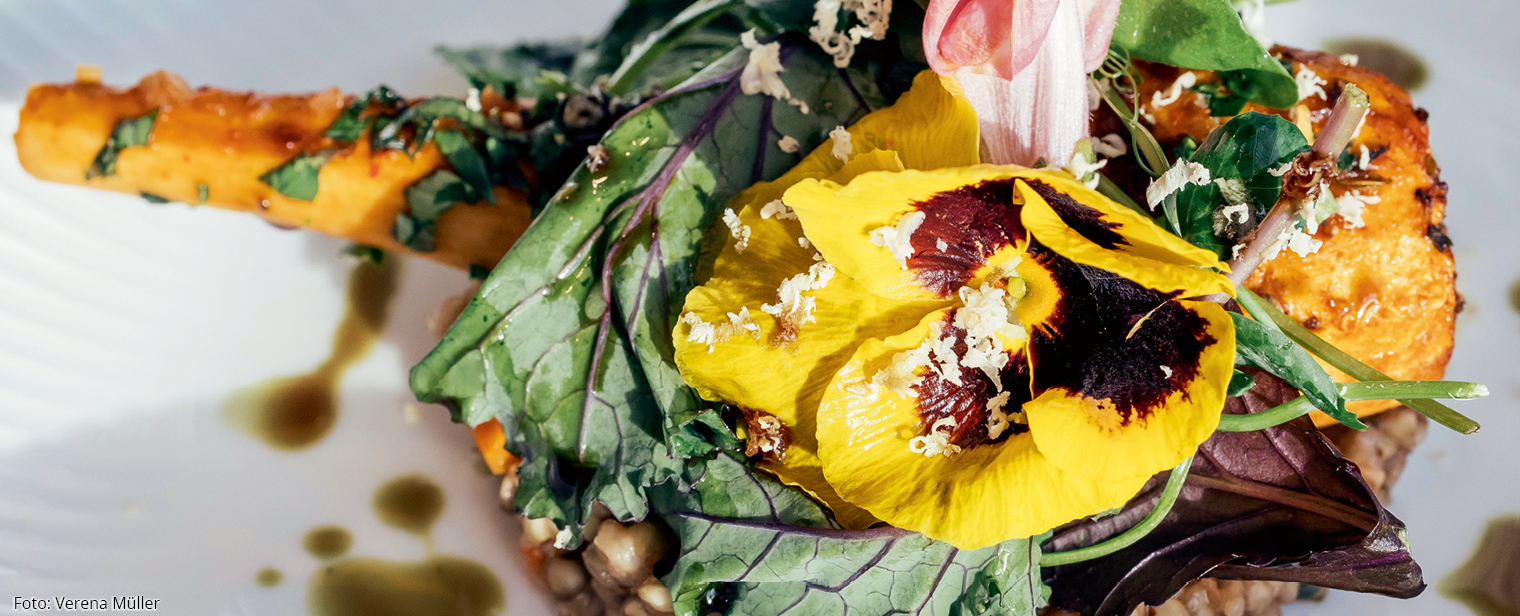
[1042,369,1424,616]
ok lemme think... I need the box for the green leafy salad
[388,0,1489,614]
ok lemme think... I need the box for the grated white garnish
[935,238,949,251]
[554,527,574,549]
[778,135,801,153]
[723,208,751,253]
[985,391,1013,439]
[808,0,892,69]
[1065,148,1108,190]
[682,312,718,351]
[1340,53,1360,66]
[1357,145,1374,171]
[466,87,482,112]
[682,308,761,353]
[960,334,1012,388]
[1335,192,1381,229]
[954,283,1012,344]
[1221,203,1250,225]
[829,125,853,162]
[760,199,798,220]
[1092,133,1128,158]
[1151,72,1197,108]
[798,236,813,250]
[740,30,790,100]
[869,210,926,269]
[1159,365,1173,378]
[1268,160,1294,177]
[1286,229,1323,257]
[909,416,961,458]
[761,261,835,329]
[1296,65,1328,101]
[1146,160,1212,210]
[928,329,963,386]
[1232,243,1247,259]
[871,342,932,397]
[728,306,760,334]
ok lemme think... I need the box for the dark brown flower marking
[914,317,1032,450]
[1021,179,1126,250]
[1024,242,1216,427]
[905,178,1026,297]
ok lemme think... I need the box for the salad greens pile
[395,0,1478,614]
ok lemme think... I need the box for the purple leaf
[1042,369,1424,616]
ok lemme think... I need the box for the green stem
[1097,174,1148,215]
[1040,457,1193,567]
[605,0,741,96]
[1217,396,1315,432]
[1342,380,1489,401]
[1237,289,1481,434]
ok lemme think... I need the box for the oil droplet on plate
[223,259,400,450]
[305,475,505,616]
[1440,515,1520,616]
[1324,38,1429,91]
[256,567,283,587]
[308,556,504,616]
[303,526,354,560]
[373,474,445,537]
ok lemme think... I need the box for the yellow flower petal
[1017,177,1235,298]
[815,309,1147,549]
[674,146,936,529]
[1023,296,1236,483]
[785,166,1028,301]
[1015,170,1229,271]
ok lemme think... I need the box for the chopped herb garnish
[405,169,474,221]
[258,153,329,201]
[433,130,495,205]
[326,85,405,142]
[392,213,436,253]
[343,243,386,265]
[87,109,159,179]
[196,183,209,204]
[140,192,170,204]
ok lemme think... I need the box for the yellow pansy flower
[672,71,1236,549]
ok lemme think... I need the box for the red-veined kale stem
[1224,84,1370,288]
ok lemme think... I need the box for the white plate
[0,1,1516,615]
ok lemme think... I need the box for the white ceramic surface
[0,1,1515,615]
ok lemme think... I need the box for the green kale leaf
[1111,0,1297,109]
[1165,112,1307,256]
[653,454,1048,616]
[409,37,896,540]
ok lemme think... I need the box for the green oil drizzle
[256,568,284,587]
[303,526,354,560]
[1440,515,1520,616]
[1508,278,1520,316]
[306,474,505,616]
[1324,38,1429,91]
[372,474,445,538]
[307,556,505,616]
[223,259,400,450]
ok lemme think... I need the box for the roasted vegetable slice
[14,68,531,270]
[1103,48,1457,423]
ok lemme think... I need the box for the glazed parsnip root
[14,69,531,271]
[1131,49,1457,424]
